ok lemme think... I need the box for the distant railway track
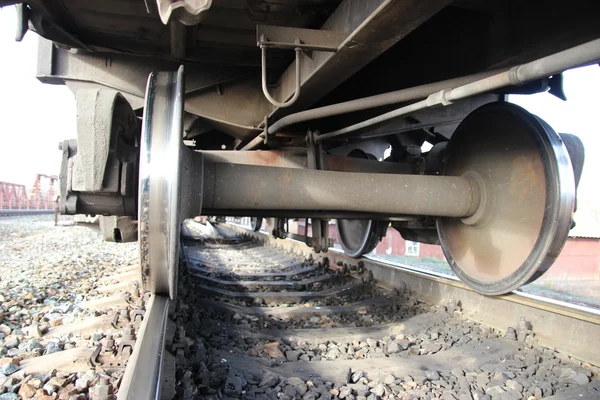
[0,209,55,217]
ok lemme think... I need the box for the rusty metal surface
[59,89,138,217]
[201,150,412,174]
[269,0,451,118]
[201,150,308,169]
[257,25,346,52]
[201,162,478,217]
[437,103,576,295]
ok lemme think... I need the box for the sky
[510,67,600,236]
[0,6,76,188]
[0,5,598,232]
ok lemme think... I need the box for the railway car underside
[7,0,599,296]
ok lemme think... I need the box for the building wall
[241,218,600,282]
[540,237,600,281]
[371,227,600,282]
[372,228,446,260]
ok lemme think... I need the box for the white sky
[0,5,598,231]
[0,6,76,187]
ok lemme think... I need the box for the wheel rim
[336,219,379,258]
[437,102,575,295]
[138,66,185,300]
[335,149,383,258]
[251,217,262,232]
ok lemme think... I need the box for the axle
[196,157,481,219]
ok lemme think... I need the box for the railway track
[125,220,599,400]
[0,210,55,218]
[4,217,599,399]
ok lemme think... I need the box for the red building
[287,218,600,285]
[239,216,600,289]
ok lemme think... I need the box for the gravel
[5,217,597,400]
[169,229,600,400]
[0,215,137,399]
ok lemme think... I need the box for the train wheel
[251,217,263,232]
[336,149,386,258]
[138,66,185,300]
[336,219,386,258]
[437,102,575,295]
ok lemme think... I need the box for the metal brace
[89,335,123,368]
[257,25,346,52]
[117,324,136,360]
[272,218,288,239]
[257,25,345,108]
[132,298,146,324]
[172,324,187,366]
[306,131,331,253]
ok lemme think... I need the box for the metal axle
[193,159,481,219]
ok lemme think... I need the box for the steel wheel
[336,219,385,258]
[437,102,575,295]
[335,149,386,258]
[138,66,185,300]
[251,217,263,232]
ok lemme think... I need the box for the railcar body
[4,0,598,295]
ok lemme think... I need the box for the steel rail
[224,222,600,367]
[117,294,170,400]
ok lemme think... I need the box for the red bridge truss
[0,174,58,210]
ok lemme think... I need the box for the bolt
[91,375,114,400]
[518,317,531,331]
[178,371,195,399]
[105,334,115,349]
[122,324,136,341]
[174,325,185,342]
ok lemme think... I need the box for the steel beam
[201,150,412,174]
[269,0,451,119]
[36,37,249,108]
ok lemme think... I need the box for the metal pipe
[267,69,504,134]
[317,99,429,142]
[448,39,600,101]
[317,38,600,143]
[202,163,479,218]
[241,68,504,150]
[241,70,505,150]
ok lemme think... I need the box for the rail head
[117,294,170,400]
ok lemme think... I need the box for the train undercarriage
[6,0,599,296]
